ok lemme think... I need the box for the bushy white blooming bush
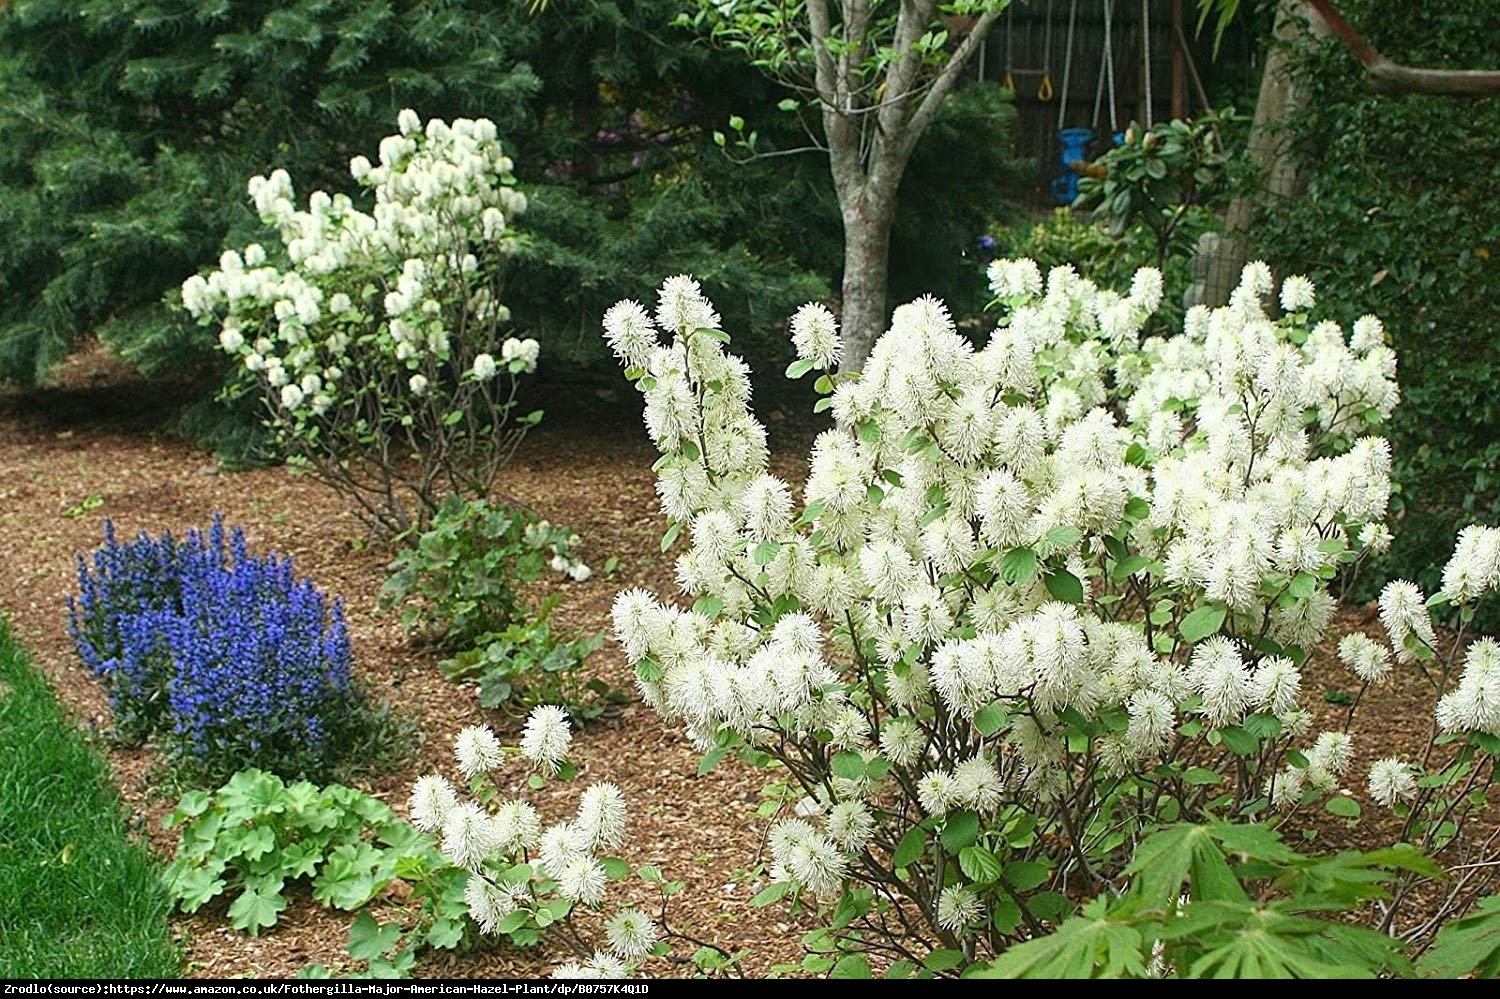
[410,707,663,979]
[183,110,541,535]
[602,261,1500,973]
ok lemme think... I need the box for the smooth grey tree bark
[801,0,1008,371]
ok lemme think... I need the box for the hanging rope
[1092,0,1119,134]
[1056,0,1078,131]
[1002,3,1016,91]
[1141,0,1154,126]
[1038,0,1055,100]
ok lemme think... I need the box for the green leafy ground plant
[163,768,467,963]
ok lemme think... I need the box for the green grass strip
[0,619,180,978]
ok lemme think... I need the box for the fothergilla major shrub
[69,516,369,781]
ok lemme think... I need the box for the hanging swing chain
[1104,0,1118,132]
[1057,0,1078,132]
[1091,0,1117,133]
[1141,0,1154,127]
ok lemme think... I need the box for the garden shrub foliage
[380,496,589,648]
[183,112,539,536]
[599,262,1500,974]
[69,517,365,781]
[380,496,611,721]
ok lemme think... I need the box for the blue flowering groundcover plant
[69,516,368,780]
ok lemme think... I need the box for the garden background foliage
[0,0,1022,402]
[1252,0,1500,612]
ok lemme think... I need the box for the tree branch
[1308,0,1500,96]
[900,7,1006,160]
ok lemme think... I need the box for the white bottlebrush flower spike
[1367,758,1417,807]
[520,704,573,774]
[453,724,504,778]
[605,908,659,959]
[409,774,458,832]
[790,302,842,369]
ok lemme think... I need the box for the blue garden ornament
[1050,126,1094,204]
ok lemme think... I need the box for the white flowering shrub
[410,707,664,979]
[602,262,1500,973]
[183,109,541,535]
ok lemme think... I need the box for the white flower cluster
[602,262,1421,901]
[526,519,593,582]
[182,111,531,418]
[408,709,652,980]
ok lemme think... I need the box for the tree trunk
[838,191,896,374]
[1201,0,1327,305]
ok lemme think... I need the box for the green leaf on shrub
[636,656,664,683]
[1242,713,1282,740]
[660,520,682,552]
[1110,554,1153,581]
[754,540,779,566]
[1180,605,1226,643]
[698,327,732,344]
[973,702,1007,737]
[999,548,1038,584]
[832,953,873,979]
[693,594,724,619]
[992,896,1023,934]
[893,826,926,869]
[228,885,286,935]
[1124,497,1150,520]
[348,912,400,961]
[601,856,630,879]
[959,845,1003,884]
[786,358,815,379]
[924,949,965,972]
[751,880,792,907]
[1045,569,1085,604]
[1287,572,1318,601]
[941,810,980,852]
[832,751,866,781]
[1003,860,1050,892]
[1324,796,1361,819]
[1418,894,1500,978]
[1028,890,1073,923]
[1218,726,1258,756]
[1182,767,1222,786]
[697,745,731,776]
[1044,525,1084,549]
[495,910,529,935]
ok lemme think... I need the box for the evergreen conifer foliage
[0,0,542,385]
